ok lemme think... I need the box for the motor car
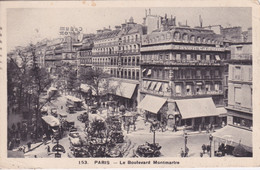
[51,108,58,117]
[68,132,80,141]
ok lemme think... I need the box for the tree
[29,44,59,138]
[79,67,111,105]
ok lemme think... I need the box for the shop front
[137,95,167,123]
[175,97,221,130]
[108,80,138,110]
[212,125,252,157]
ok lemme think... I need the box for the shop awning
[42,115,60,127]
[155,82,162,91]
[137,95,167,114]
[175,97,218,119]
[149,82,157,90]
[212,125,252,152]
[217,107,227,117]
[109,81,137,99]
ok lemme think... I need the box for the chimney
[115,25,121,31]
[145,9,147,17]
[149,8,151,15]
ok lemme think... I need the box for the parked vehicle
[51,108,58,117]
[66,106,75,114]
[68,132,81,142]
[41,107,48,116]
[136,142,162,157]
[77,112,89,123]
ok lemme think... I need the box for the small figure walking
[46,145,51,155]
[27,141,32,151]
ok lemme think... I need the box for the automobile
[77,112,89,122]
[69,126,78,132]
[136,142,162,157]
[68,132,80,142]
[51,108,58,117]
[41,107,48,116]
[66,106,75,114]
[89,106,97,114]
[58,112,67,121]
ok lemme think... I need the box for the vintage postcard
[0,0,260,168]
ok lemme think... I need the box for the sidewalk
[124,116,218,137]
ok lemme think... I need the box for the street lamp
[184,135,188,157]
[209,134,213,157]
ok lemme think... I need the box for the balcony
[92,52,118,56]
[121,49,140,55]
[141,60,222,66]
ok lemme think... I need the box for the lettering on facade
[59,26,83,36]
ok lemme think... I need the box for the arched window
[190,35,195,43]
[173,32,180,41]
[182,33,189,42]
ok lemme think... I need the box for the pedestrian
[61,105,63,110]
[199,124,202,133]
[202,144,206,154]
[212,124,215,132]
[46,145,51,155]
[180,148,185,157]
[222,121,226,128]
[27,141,32,151]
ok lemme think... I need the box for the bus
[66,96,83,111]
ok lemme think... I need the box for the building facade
[139,24,230,129]
[226,42,252,129]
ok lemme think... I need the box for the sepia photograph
[0,0,259,168]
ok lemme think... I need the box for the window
[165,54,169,60]
[215,84,220,91]
[136,71,139,80]
[196,86,201,92]
[236,46,243,51]
[234,66,241,80]
[206,55,210,61]
[234,87,242,104]
[205,84,210,92]
[170,53,176,61]
[132,71,135,79]
[215,70,220,77]
[196,54,201,61]
[175,85,182,94]
[187,54,191,61]
[136,57,140,66]
[164,70,169,79]
[186,85,191,94]
[176,54,181,61]
[196,70,201,78]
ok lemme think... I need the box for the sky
[7,7,252,52]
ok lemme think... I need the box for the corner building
[138,26,230,129]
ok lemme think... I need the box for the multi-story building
[91,18,146,109]
[35,39,48,68]
[212,28,252,156]
[226,42,252,129]
[138,22,230,129]
[78,34,95,74]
